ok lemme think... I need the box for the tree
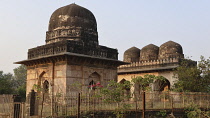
[173,57,210,92]
[0,65,26,99]
[13,65,27,100]
[99,80,132,118]
[13,64,27,88]
[0,71,14,94]
[131,74,155,92]
[198,56,210,92]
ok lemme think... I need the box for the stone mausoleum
[16,3,188,98]
[16,3,125,97]
[118,41,185,92]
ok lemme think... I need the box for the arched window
[88,72,101,89]
[88,80,96,90]
[43,80,49,93]
[89,80,96,86]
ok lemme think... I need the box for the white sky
[1,0,210,73]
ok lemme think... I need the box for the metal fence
[1,92,210,118]
[25,91,210,117]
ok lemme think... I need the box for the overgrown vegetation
[0,65,26,101]
[173,56,210,92]
[97,80,132,118]
[184,103,210,118]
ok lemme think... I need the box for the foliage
[131,74,155,92]
[184,103,210,118]
[99,80,132,118]
[0,65,26,100]
[173,57,210,92]
[13,65,26,88]
[131,74,168,93]
[156,110,167,118]
[198,56,210,92]
[17,83,26,101]
[0,71,14,94]
[13,65,27,100]
[100,80,131,103]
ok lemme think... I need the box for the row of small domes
[124,41,184,62]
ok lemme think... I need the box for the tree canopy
[173,56,210,92]
[0,65,26,100]
[0,71,14,94]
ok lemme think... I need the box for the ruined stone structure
[118,41,184,91]
[16,4,125,97]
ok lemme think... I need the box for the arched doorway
[119,79,131,101]
[153,78,170,92]
[119,79,130,90]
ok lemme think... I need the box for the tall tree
[0,71,14,94]
[198,56,210,92]
[13,64,27,88]
[132,74,155,92]
[173,57,210,92]
[13,65,27,99]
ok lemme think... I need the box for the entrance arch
[153,78,170,91]
[119,79,131,101]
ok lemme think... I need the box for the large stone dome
[159,41,184,59]
[46,3,98,45]
[123,47,140,62]
[48,4,97,31]
[140,44,159,61]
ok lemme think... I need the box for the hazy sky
[1,0,210,73]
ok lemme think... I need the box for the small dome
[123,47,140,62]
[140,44,159,61]
[46,4,98,45]
[159,41,184,59]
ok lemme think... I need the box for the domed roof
[140,44,159,61]
[48,3,97,31]
[46,4,98,45]
[123,47,140,62]
[159,41,184,59]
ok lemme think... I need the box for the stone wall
[26,60,118,97]
[26,61,67,96]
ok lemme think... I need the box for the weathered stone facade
[16,3,125,97]
[25,59,118,96]
[118,41,184,91]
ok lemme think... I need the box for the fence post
[171,94,174,114]
[21,102,25,118]
[182,93,184,108]
[135,97,138,118]
[164,92,166,109]
[199,92,201,107]
[142,91,145,118]
[77,93,81,118]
